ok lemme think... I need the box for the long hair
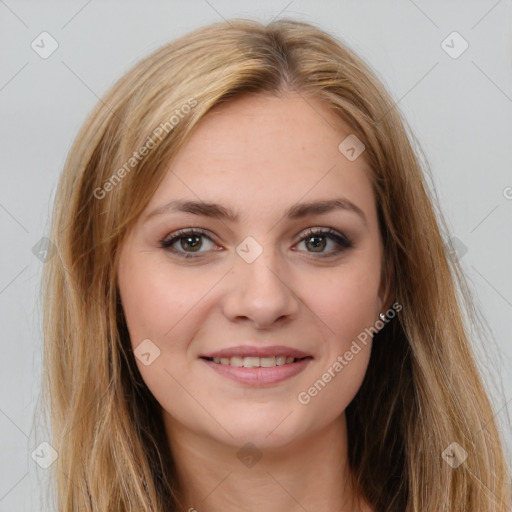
[40,18,511,511]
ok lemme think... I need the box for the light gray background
[1,1,511,510]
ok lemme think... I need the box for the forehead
[144,93,377,225]
[183,92,357,166]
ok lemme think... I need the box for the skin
[117,92,391,512]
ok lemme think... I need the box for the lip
[201,356,313,386]
[200,345,314,386]
[200,345,312,359]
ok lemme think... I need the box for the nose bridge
[223,234,299,327]
[241,239,282,286]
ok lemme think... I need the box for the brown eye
[296,228,353,256]
[305,235,327,252]
[179,235,202,252]
[160,229,218,258]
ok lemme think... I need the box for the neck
[163,412,372,512]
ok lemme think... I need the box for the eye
[294,227,353,256]
[160,226,353,260]
[160,228,220,259]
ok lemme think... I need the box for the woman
[41,18,511,511]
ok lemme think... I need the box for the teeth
[243,357,260,368]
[260,357,276,367]
[276,356,287,366]
[210,356,299,367]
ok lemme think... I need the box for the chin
[208,406,312,450]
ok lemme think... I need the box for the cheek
[118,254,211,343]
[117,254,211,428]
[306,260,382,344]
[293,259,380,412]
[117,252,227,385]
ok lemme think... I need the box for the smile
[200,355,313,386]
[204,355,303,367]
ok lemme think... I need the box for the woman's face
[117,92,388,449]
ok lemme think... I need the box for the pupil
[182,236,201,251]
[307,236,325,252]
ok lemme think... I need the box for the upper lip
[201,345,312,359]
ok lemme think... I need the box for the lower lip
[201,357,312,386]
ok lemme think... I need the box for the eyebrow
[144,197,367,226]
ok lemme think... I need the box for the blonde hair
[40,18,511,511]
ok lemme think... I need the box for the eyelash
[159,227,353,260]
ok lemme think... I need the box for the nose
[221,245,300,329]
